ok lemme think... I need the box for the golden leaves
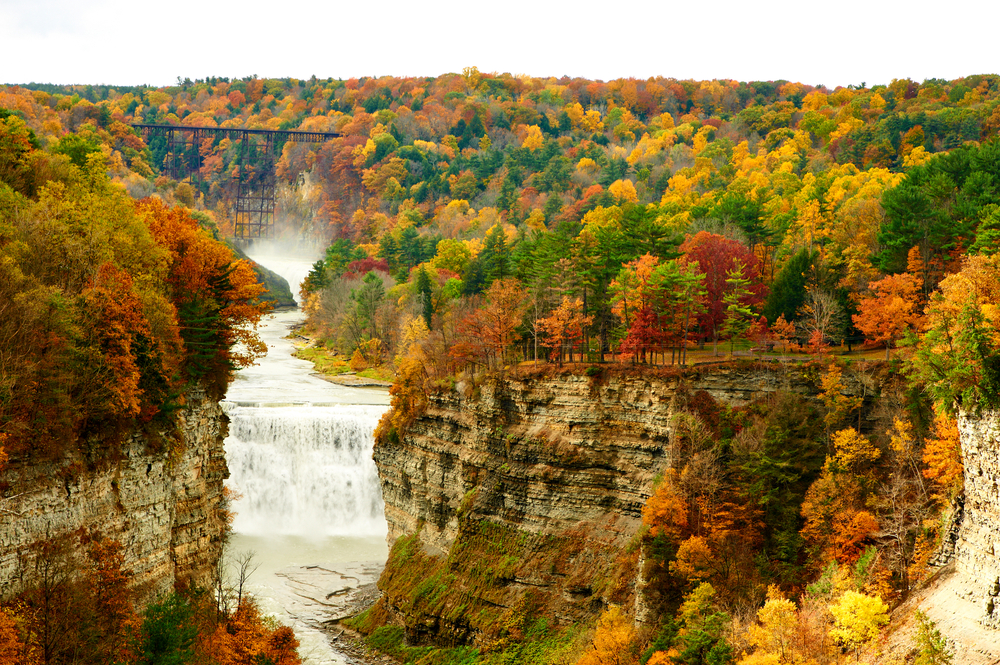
[521,124,544,151]
[832,428,880,471]
[642,470,688,541]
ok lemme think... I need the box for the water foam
[225,404,387,537]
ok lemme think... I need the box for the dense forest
[0,98,287,662]
[4,68,1000,663]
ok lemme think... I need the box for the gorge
[221,254,390,665]
[5,320,1000,663]
[367,363,1000,662]
[0,254,393,665]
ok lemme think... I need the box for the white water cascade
[221,253,390,665]
[226,404,387,537]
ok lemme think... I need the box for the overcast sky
[1,0,996,89]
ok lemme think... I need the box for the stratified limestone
[378,373,674,558]
[372,364,867,645]
[0,390,229,602]
[956,410,1000,625]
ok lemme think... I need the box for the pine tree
[721,262,754,357]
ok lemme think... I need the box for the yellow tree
[742,587,799,664]
[828,591,888,659]
[770,315,796,357]
[608,179,638,203]
[522,125,544,151]
[576,605,636,665]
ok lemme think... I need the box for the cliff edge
[370,363,858,646]
[0,389,230,602]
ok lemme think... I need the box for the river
[222,254,390,665]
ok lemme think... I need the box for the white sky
[1,0,997,90]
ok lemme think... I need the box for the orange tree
[452,277,527,371]
[537,296,592,364]
[852,272,923,359]
[137,198,269,398]
[910,254,1000,412]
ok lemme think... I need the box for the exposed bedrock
[0,390,230,602]
[372,364,872,644]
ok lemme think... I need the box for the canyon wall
[372,363,866,644]
[956,410,1000,622]
[0,390,229,602]
[377,364,866,553]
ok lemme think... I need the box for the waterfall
[218,252,390,664]
[225,404,387,537]
[221,251,390,540]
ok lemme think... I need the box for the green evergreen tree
[721,261,755,357]
[673,584,733,665]
[763,248,815,324]
[480,224,511,284]
[416,266,434,329]
[138,593,198,665]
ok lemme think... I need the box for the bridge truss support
[133,124,339,239]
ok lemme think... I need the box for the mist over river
[222,253,390,665]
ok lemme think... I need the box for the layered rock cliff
[955,410,1000,623]
[371,363,868,645]
[0,390,229,602]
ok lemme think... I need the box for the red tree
[679,231,767,353]
[619,305,664,363]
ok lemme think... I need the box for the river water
[222,255,390,665]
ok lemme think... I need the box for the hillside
[6,69,1000,663]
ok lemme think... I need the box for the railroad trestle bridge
[133,124,340,239]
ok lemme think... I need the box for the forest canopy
[0,112,268,461]
[3,68,1000,664]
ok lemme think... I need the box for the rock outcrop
[955,410,1000,623]
[0,390,229,602]
[372,363,868,645]
[378,372,674,558]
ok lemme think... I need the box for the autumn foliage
[537,296,592,364]
[202,599,301,665]
[922,412,963,503]
[4,532,301,665]
[852,272,923,358]
[8,67,1000,665]
[0,150,268,458]
[576,605,636,665]
[138,198,268,396]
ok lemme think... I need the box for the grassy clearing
[291,345,352,375]
[358,365,396,382]
[292,344,396,383]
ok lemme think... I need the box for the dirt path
[880,562,1000,664]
